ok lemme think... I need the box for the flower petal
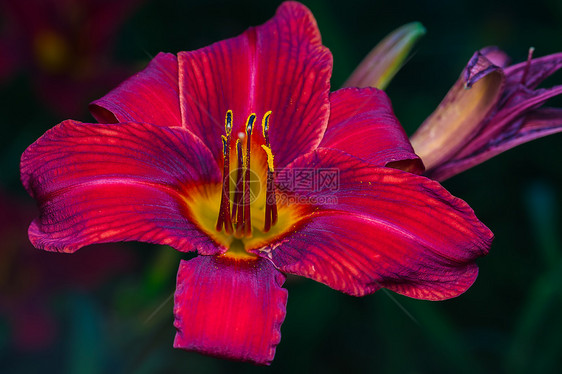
[262,149,492,300]
[343,22,426,89]
[518,108,562,140]
[453,84,562,159]
[89,52,182,128]
[178,2,332,166]
[429,107,562,181]
[410,50,505,171]
[320,87,423,173]
[423,50,562,181]
[21,120,221,254]
[479,46,511,68]
[173,255,287,365]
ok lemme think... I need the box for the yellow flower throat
[184,110,304,258]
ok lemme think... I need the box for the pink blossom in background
[0,0,143,116]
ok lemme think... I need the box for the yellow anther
[246,113,256,135]
[221,135,228,154]
[225,110,233,135]
[261,145,275,172]
[262,111,272,139]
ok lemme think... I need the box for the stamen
[261,145,278,232]
[242,114,256,237]
[232,139,244,228]
[215,111,234,234]
[260,111,278,232]
[218,110,278,237]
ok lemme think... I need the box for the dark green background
[2,0,562,373]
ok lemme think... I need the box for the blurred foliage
[1,0,561,373]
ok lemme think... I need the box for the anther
[246,113,256,134]
[262,110,272,142]
[225,110,233,134]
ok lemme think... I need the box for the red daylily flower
[21,2,493,365]
[411,46,562,181]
